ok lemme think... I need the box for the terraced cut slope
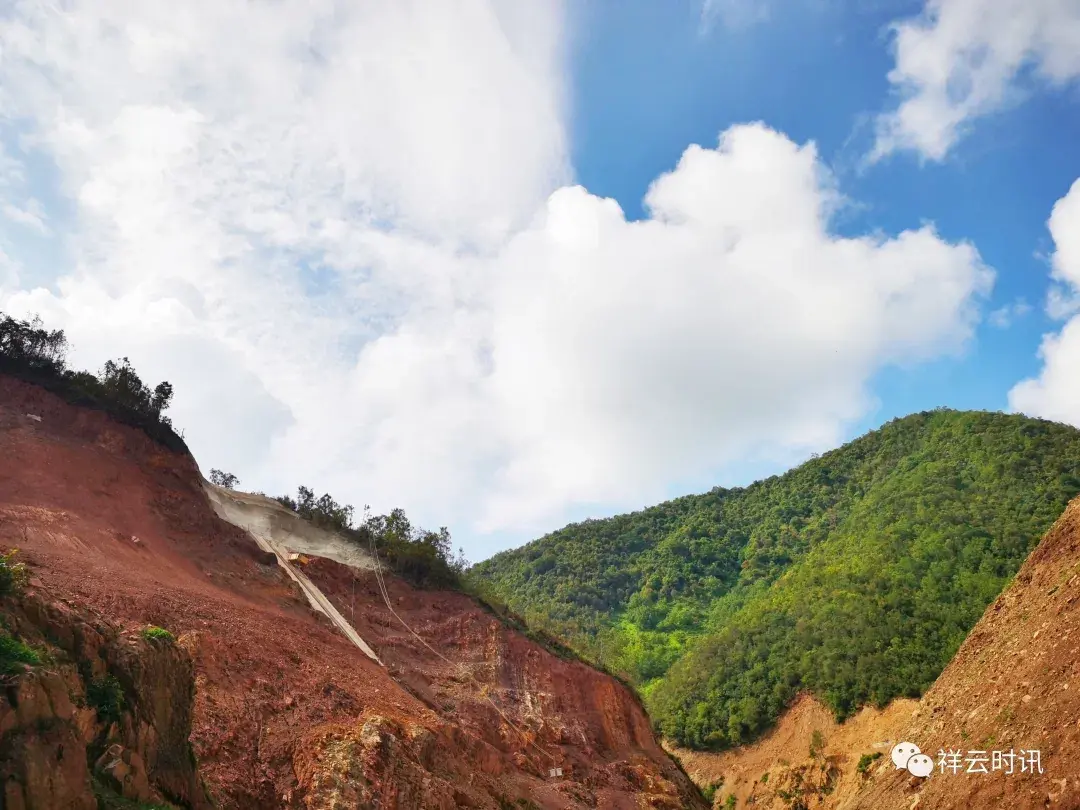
[471,410,1080,750]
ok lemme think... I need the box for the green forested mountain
[469,410,1080,750]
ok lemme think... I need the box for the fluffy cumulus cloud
[479,126,993,528]
[876,0,1080,160]
[0,0,993,556]
[1010,179,1080,425]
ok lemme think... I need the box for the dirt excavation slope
[675,494,1080,810]
[0,374,706,810]
[672,694,920,809]
[203,484,382,664]
[203,485,380,573]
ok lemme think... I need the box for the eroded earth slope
[0,375,705,810]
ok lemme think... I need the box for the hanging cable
[365,530,559,769]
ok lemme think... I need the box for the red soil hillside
[0,374,706,810]
[674,495,1080,810]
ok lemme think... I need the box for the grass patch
[0,549,29,596]
[856,751,882,774]
[140,626,174,643]
[0,632,40,675]
[701,778,724,802]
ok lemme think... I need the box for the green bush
[87,675,125,725]
[0,549,29,596]
[701,779,724,802]
[856,752,882,774]
[140,626,174,643]
[0,632,40,675]
[274,490,468,589]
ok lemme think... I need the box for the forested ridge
[469,409,1080,749]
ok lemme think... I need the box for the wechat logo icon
[891,742,933,778]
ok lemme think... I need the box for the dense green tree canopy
[470,410,1080,749]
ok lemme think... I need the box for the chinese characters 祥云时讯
[935,749,1043,775]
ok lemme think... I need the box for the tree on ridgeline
[273,487,464,588]
[209,469,240,489]
[0,311,182,449]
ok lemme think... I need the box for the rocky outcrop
[292,716,466,810]
[0,586,211,809]
[0,667,96,810]
[301,557,705,810]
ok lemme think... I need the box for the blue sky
[1,0,1079,561]
[570,0,1076,426]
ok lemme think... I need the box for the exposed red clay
[0,375,705,809]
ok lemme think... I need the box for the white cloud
[875,0,1080,161]
[2,199,49,233]
[0,1,993,557]
[476,125,991,528]
[988,298,1032,329]
[1048,179,1080,295]
[1010,179,1080,425]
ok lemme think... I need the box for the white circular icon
[891,741,921,769]
[907,753,934,778]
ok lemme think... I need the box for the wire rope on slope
[366,530,560,770]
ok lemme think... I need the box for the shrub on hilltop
[274,486,468,589]
[0,311,183,451]
[209,469,240,489]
